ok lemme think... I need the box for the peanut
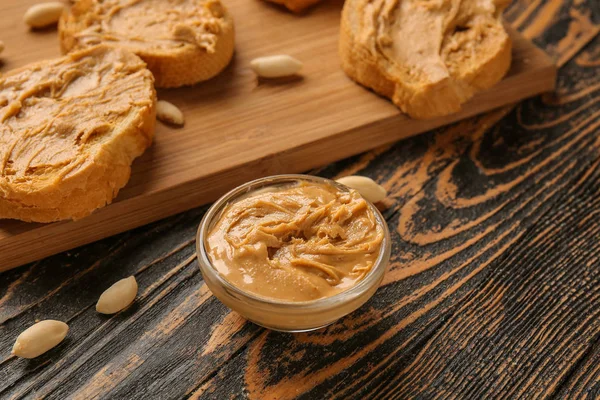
[156,100,185,126]
[12,320,69,359]
[24,2,65,29]
[96,276,138,314]
[250,55,303,78]
[336,176,387,203]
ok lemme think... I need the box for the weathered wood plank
[506,0,600,66]
[0,1,598,399]
[182,34,600,399]
[556,339,600,399]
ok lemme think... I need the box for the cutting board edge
[0,57,557,272]
[0,22,558,271]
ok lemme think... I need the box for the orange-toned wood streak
[0,0,557,271]
[0,0,598,399]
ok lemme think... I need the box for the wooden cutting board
[0,0,556,271]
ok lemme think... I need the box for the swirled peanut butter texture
[340,0,511,119]
[206,182,385,302]
[0,46,155,222]
[60,0,235,87]
[65,0,228,52]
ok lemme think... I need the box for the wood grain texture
[0,0,557,271]
[0,0,598,399]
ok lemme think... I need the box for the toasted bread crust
[340,0,511,119]
[59,0,235,88]
[0,46,156,223]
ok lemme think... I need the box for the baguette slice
[265,0,323,12]
[340,0,512,119]
[0,46,156,223]
[59,0,235,88]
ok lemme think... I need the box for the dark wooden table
[2,1,600,398]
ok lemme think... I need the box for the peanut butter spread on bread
[60,0,235,87]
[340,0,511,119]
[206,182,385,302]
[64,0,228,52]
[0,46,156,223]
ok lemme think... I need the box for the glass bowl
[196,174,391,332]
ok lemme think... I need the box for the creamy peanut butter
[0,46,153,188]
[345,0,510,118]
[69,0,229,53]
[206,181,385,302]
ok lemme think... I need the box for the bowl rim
[195,174,392,311]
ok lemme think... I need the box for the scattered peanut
[156,100,185,126]
[12,320,69,359]
[336,176,387,203]
[250,55,303,78]
[0,40,5,55]
[24,2,65,29]
[96,276,138,314]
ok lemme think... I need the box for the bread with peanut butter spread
[264,0,323,12]
[0,46,156,223]
[59,0,235,88]
[340,0,512,119]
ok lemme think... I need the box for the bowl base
[248,319,336,333]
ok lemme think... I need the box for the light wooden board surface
[0,0,556,271]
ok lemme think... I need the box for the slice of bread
[0,46,156,223]
[340,0,512,119]
[265,0,323,12]
[59,0,235,88]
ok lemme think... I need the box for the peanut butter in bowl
[196,175,391,332]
